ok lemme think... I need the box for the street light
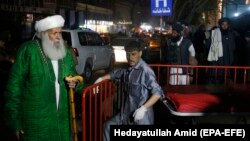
[234,12,240,17]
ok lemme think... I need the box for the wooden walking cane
[65,75,84,141]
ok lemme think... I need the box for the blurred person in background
[162,22,197,85]
[192,24,208,65]
[207,17,235,66]
[181,21,193,40]
[4,15,84,141]
[207,17,236,83]
[94,40,164,141]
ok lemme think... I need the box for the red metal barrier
[80,64,250,140]
[149,64,250,85]
[81,80,123,141]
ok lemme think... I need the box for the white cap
[35,15,65,32]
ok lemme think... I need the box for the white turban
[35,15,65,32]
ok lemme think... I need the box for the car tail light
[72,47,79,57]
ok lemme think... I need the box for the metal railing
[80,64,250,141]
[149,64,250,85]
[81,79,125,141]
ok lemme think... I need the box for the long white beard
[41,33,66,60]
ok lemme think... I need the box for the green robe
[4,39,84,141]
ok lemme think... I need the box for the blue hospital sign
[151,0,172,16]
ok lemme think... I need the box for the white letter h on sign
[155,0,167,7]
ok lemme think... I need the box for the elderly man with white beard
[4,15,84,141]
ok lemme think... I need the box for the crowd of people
[131,17,249,85]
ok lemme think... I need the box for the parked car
[62,28,115,82]
[110,37,150,63]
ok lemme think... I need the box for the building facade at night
[0,0,135,43]
[1,0,250,44]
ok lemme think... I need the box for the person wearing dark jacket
[207,17,236,83]
[163,22,197,85]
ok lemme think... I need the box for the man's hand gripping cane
[65,75,84,141]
